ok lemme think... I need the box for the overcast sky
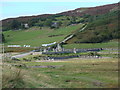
[0,0,119,20]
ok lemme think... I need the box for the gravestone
[55,48,58,52]
[62,48,65,51]
[56,44,62,51]
[73,48,76,53]
[43,48,47,52]
[53,48,55,52]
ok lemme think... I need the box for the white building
[24,23,29,28]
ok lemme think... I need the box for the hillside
[59,3,118,16]
[66,9,119,43]
[1,14,52,30]
[3,24,83,47]
[1,3,118,31]
[2,2,119,47]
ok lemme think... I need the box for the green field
[4,39,118,53]
[2,58,118,88]
[3,23,119,51]
[3,24,83,47]
[63,40,118,49]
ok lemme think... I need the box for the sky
[0,0,119,20]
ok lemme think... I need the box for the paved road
[11,51,33,59]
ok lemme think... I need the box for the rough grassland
[2,58,118,88]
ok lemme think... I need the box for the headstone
[43,48,47,52]
[53,48,55,52]
[62,48,65,51]
[57,44,62,51]
[73,48,76,53]
[48,47,50,51]
[55,48,58,52]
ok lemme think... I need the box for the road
[11,51,33,59]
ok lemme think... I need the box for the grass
[3,24,83,47]
[2,65,25,88]
[0,64,2,89]
[24,58,118,88]
[4,47,35,53]
[2,58,118,88]
[63,40,118,49]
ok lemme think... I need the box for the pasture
[3,24,83,47]
[63,40,118,49]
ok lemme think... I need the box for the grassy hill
[66,10,119,43]
[1,3,118,31]
[3,24,83,47]
[2,3,119,50]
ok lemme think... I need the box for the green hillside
[67,10,119,43]
[2,3,119,49]
[3,24,83,47]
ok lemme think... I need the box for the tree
[57,21,62,27]
[35,22,44,27]
[28,18,39,27]
[10,20,21,30]
[44,19,52,27]
[70,16,76,24]
[51,21,62,29]
[0,33,5,43]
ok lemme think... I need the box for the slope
[3,24,83,47]
[66,10,119,43]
